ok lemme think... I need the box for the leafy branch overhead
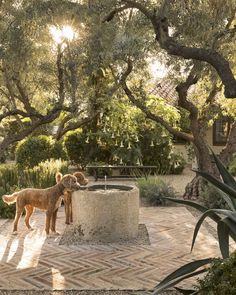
[104,0,236,98]
[0,1,99,156]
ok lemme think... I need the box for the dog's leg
[64,194,70,225]
[69,201,73,223]
[13,205,24,234]
[50,208,59,235]
[68,193,73,223]
[45,210,52,235]
[25,205,34,230]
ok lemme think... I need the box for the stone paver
[0,205,220,291]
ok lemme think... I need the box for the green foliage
[64,130,113,166]
[50,140,68,161]
[138,124,185,174]
[19,159,69,189]
[229,153,236,176]
[16,136,52,168]
[86,161,112,178]
[0,185,20,219]
[64,123,185,175]
[16,136,67,169]
[0,164,18,193]
[199,184,229,210]
[153,151,236,294]
[138,126,171,172]
[136,177,176,206]
[0,159,68,218]
[197,252,236,295]
[168,153,186,175]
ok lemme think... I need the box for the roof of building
[150,77,178,105]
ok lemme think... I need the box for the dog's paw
[12,231,18,235]
[50,231,60,236]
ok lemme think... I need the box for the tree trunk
[183,176,206,200]
[183,122,236,199]
[183,132,219,200]
[183,146,215,200]
[219,122,236,165]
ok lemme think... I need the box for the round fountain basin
[72,184,139,242]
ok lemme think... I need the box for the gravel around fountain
[59,224,150,246]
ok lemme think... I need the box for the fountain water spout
[104,175,107,191]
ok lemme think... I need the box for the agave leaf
[153,268,208,295]
[193,170,236,199]
[191,209,236,252]
[209,149,236,209]
[217,219,230,258]
[220,217,236,242]
[175,287,199,294]
[161,197,221,223]
[209,148,236,190]
[217,190,236,211]
[154,258,212,291]
[160,197,208,213]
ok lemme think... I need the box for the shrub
[86,161,112,178]
[19,159,69,188]
[0,164,20,218]
[111,145,142,166]
[168,153,186,174]
[16,136,52,168]
[138,126,186,174]
[199,184,229,209]
[64,130,95,166]
[229,153,236,176]
[0,164,18,192]
[139,134,171,174]
[50,140,68,161]
[0,185,20,219]
[16,136,68,169]
[136,177,176,206]
[196,252,236,295]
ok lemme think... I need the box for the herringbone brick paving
[0,205,220,291]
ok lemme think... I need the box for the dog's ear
[56,172,63,183]
[73,172,83,180]
[73,172,88,185]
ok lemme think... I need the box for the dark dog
[56,172,88,224]
[2,174,80,235]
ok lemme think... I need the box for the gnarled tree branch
[104,0,236,98]
[55,111,99,140]
[0,109,28,122]
[119,59,194,142]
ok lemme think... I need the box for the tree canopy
[0,0,236,188]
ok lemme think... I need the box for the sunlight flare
[49,25,77,44]
[148,59,168,79]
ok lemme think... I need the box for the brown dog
[2,174,80,235]
[56,172,88,224]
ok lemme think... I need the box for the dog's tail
[56,172,63,184]
[2,193,18,204]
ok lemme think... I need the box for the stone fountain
[71,184,139,243]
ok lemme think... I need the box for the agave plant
[153,151,236,295]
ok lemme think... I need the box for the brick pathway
[0,206,220,291]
